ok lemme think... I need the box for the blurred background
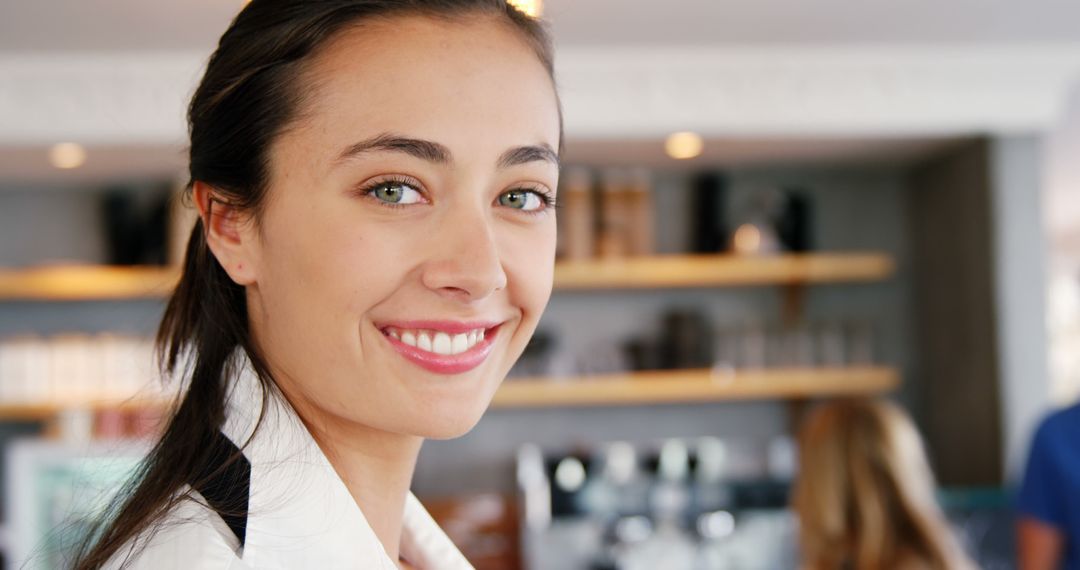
[2,0,1080,568]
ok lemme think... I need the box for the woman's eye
[497,189,546,212]
[368,181,424,205]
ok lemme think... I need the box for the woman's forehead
[285,15,559,158]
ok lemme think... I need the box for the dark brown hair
[73,1,557,567]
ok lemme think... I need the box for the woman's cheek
[505,220,557,315]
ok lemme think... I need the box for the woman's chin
[407,397,493,440]
[412,415,484,440]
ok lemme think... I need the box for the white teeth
[452,333,469,354]
[388,326,489,354]
[432,332,452,355]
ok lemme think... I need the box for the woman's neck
[287,392,424,563]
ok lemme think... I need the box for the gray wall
[990,136,1052,481]
[0,187,107,267]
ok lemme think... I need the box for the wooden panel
[909,139,1003,486]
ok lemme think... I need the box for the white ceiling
[2,0,1078,183]
[563,136,967,169]
[4,0,1080,52]
[544,0,1080,46]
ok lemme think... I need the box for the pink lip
[378,322,502,375]
[380,320,501,334]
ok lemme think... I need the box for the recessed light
[49,143,87,169]
[665,132,704,160]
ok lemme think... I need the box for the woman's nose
[420,208,508,302]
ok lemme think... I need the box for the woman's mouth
[378,321,501,374]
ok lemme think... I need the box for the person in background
[1016,401,1080,570]
[792,398,976,570]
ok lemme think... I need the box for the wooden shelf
[554,252,895,290]
[0,367,897,420]
[490,366,899,408]
[0,398,169,422]
[0,253,894,301]
[0,265,179,301]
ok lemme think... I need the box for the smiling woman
[71,2,561,569]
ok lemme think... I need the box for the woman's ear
[192,180,258,286]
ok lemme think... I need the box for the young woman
[792,398,976,570]
[74,1,561,568]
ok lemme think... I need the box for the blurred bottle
[558,167,595,261]
[694,508,738,569]
[597,169,632,259]
[846,318,877,366]
[607,441,650,518]
[659,309,713,370]
[531,452,604,570]
[775,188,814,253]
[585,442,649,570]
[517,444,551,532]
[625,168,654,256]
[689,172,728,253]
[783,322,816,368]
[738,319,767,370]
[692,437,732,514]
[711,326,738,374]
[618,440,697,570]
[731,187,783,256]
[101,183,171,266]
[815,319,846,367]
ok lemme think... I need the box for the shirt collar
[220,352,474,569]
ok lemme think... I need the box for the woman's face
[242,15,560,439]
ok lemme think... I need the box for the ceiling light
[665,132,704,160]
[49,143,87,169]
[507,0,542,17]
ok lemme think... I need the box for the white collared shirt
[106,356,475,570]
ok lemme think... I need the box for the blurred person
[70,1,562,568]
[792,398,976,570]
[1016,401,1080,570]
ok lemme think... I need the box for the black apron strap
[190,430,251,548]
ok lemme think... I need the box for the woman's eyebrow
[336,132,450,164]
[335,132,559,168]
[497,143,559,169]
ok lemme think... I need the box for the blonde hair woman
[792,398,976,570]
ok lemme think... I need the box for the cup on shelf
[845,319,877,366]
[738,320,767,370]
[814,320,847,367]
